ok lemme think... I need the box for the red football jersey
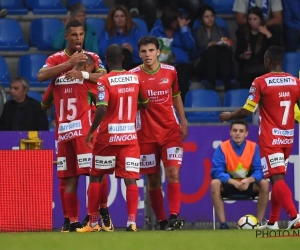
[95,70,148,145]
[41,49,105,76]
[52,75,97,143]
[130,63,181,143]
[244,72,300,147]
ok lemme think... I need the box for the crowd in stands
[1,0,300,124]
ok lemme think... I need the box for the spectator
[233,0,282,27]
[53,3,98,54]
[282,0,300,52]
[0,9,7,18]
[150,4,196,103]
[99,5,145,70]
[0,77,48,131]
[234,6,282,89]
[193,5,234,91]
[210,120,269,229]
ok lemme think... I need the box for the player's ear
[157,49,160,56]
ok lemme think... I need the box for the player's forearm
[173,95,187,125]
[88,70,107,84]
[37,62,72,82]
[229,108,252,120]
[89,106,106,134]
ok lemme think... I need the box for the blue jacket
[98,26,144,64]
[283,0,300,30]
[150,23,196,64]
[210,139,263,184]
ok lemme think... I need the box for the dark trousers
[175,63,193,104]
[284,26,300,52]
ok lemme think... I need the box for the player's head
[65,20,85,52]
[75,53,95,73]
[138,36,160,67]
[230,120,248,145]
[10,76,29,103]
[70,3,86,25]
[105,44,123,67]
[264,46,284,71]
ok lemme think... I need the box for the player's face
[113,10,126,29]
[202,10,214,28]
[73,11,86,25]
[139,44,160,66]
[248,13,261,30]
[66,26,85,51]
[10,81,27,103]
[230,124,248,145]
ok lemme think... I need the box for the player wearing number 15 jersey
[219,46,300,230]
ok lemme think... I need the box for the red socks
[168,182,181,215]
[149,188,167,221]
[100,175,108,208]
[126,184,138,223]
[88,182,101,216]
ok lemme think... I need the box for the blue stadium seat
[0,0,28,15]
[27,90,42,102]
[86,17,105,39]
[193,17,229,37]
[68,0,109,14]
[30,18,64,51]
[283,52,300,77]
[25,0,67,14]
[205,0,235,14]
[133,18,149,36]
[184,89,221,123]
[0,18,29,51]
[18,54,50,87]
[0,56,11,87]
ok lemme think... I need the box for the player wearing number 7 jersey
[220,45,300,230]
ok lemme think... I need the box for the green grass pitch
[1,230,299,250]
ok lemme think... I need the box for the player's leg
[59,178,70,231]
[210,180,228,229]
[253,179,269,223]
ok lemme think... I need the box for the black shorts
[221,183,258,199]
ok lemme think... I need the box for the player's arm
[173,94,188,141]
[138,77,149,109]
[41,82,54,110]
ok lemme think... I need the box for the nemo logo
[133,76,138,81]
[292,78,295,82]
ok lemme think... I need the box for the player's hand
[219,112,232,122]
[180,121,188,141]
[86,133,94,148]
[68,51,88,66]
[65,69,84,80]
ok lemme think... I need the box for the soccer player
[130,36,188,230]
[219,45,300,230]
[77,44,149,232]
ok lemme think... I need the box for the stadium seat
[27,90,42,102]
[283,52,300,77]
[133,18,149,36]
[0,18,29,51]
[204,0,235,14]
[18,54,50,87]
[30,18,64,51]
[68,0,109,14]
[193,17,229,37]
[86,17,105,40]
[0,0,28,15]
[25,0,67,14]
[0,56,11,88]
[184,89,221,123]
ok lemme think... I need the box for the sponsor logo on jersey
[98,59,105,69]
[57,157,67,171]
[147,89,170,103]
[118,87,135,93]
[98,84,105,91]
[98,92,105,101]
[260,157,268,173]
[77,153,92,168]
[55,76,83,85]
[272,128,294,137]
[271,138,293,145]
[58,120,82,134]
[265,77,296,86]
[108,133,137,142]
[140,154,156,168]
[136,110,141,130]
[249,87,256,93]
[129,67,141,73]
[58,130,83,142]
[167,147,183,161]
[108,123,135,134]
[248,94,254,101]
[159,78,169,84]
[161,64,175,70]
[95,156,116,169]
[108,74,139,85]
[125,157,140,173]
[278,92,290,97]
[268,153,285,168]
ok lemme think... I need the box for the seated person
[193,5,233,91]
[210,120,269,229]
[98,5,145,70]
[53,3,98,54]
[0,77,49,131]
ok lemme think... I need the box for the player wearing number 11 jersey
[219,46,300,230]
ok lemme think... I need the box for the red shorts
[139,137,183,175]
[91,143,140,179]
[57,137,92,178]
[260,147,291,178]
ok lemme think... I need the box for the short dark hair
[70,3,86,17]
[230,120,248,131]
[138,36,159,50]
[77,53,94,68]
[198,5,216,19]
[106,44,123,64]
[265,45,284,64]
[66,20,83,32]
